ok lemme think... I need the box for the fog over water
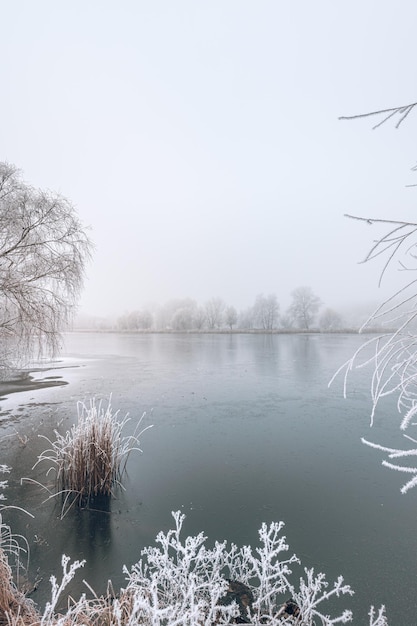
[1,2,417,319]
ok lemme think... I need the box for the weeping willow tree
[0,163,92,369]
[333,102,417,493]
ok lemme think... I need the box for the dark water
[0,332,416,623]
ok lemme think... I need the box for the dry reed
[0,548,39,626]
[32,397,152,516]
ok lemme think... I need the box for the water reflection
[72,499,113,564]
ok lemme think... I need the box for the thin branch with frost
[330,215,417,430]
[293,568,354,625]
[343,216,417,288]
[369,605,389,626]
[328,209,417,493]
[339,101,417,129]
[40,555,86,625]
[362,437,417,494]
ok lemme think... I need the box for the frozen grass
[0,464,38,626]
[30,397,152,517]
[0,510,389,625]
[0,547,39,626]
[0,462,33,585]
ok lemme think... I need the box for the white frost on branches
[0,508,388,624]
[368,604,389,626]
[40,554,86,626]
[96,510,357,624]
[0,162,92,368]
[292,569,353,625]
[330,215,417,493]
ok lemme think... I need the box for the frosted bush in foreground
[0,510,388,625]
[120,511,354,625]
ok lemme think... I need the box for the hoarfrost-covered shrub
[0,509,388,625]
[96,511,356,625]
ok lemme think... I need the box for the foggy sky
[1,1,417,318]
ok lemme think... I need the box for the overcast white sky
[1,1,417,318]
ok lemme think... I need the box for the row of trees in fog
[115,287,345,332]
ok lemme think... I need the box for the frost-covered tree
[0,163,92,368]
[118,310,153,331]
[194,306,207,330]
[172,307,195,331]
[279,313,294,330]
[238,306,256,330]
[253,293,280,330]
[116,313,129,331]
[319,308,344,331]
[156,298,197,330]
[225,305,238,330]
[205,297,225,329]
[288,286,321,330]
[137,309,153,330]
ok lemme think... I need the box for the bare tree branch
[339,101,417,129]
[345,215,417,288]
[332,96,417,492]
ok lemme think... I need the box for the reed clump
[0,548,39,626]
[33,397,152,514]
[0,464,37,626]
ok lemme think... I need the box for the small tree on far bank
[238,306,255,330]
[319,308,344,331]
[279,313,294,329]
[117,310,153,331]
[288,286,321,330]
[193,306,206,330]
[225,305,238,330]
[205,297,225,329]
[253,293,280,330]
[172,307,195,331]
[0,162,92,368]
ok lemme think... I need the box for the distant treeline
[75,288,372,333]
